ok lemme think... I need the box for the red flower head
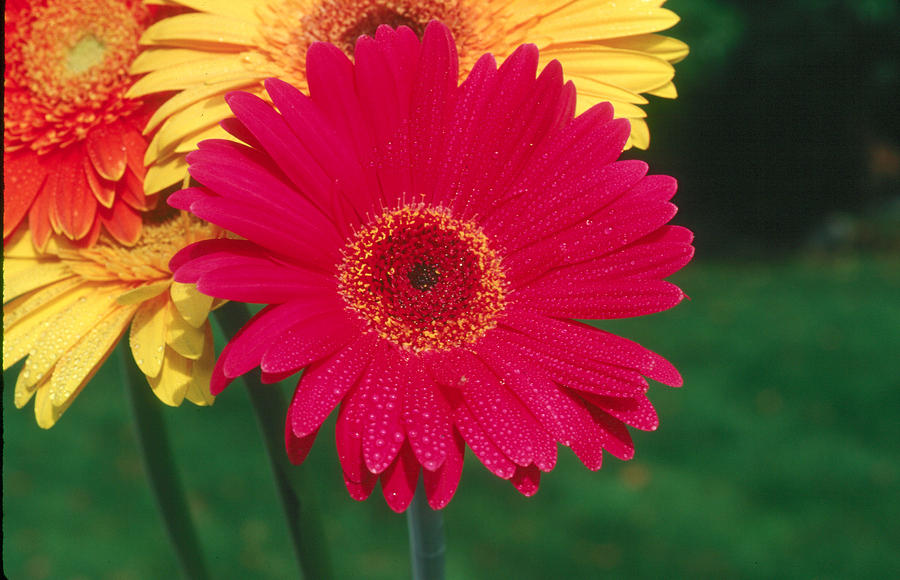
[3,0,155,249]
[171,22,693,511]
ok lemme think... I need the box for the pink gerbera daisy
[171,22,693,512]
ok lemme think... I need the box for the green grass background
[5,255,899,579]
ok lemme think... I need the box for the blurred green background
[4,0,899,578]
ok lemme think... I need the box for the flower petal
[288,335,377,438]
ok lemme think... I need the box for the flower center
[4,0,148,152]
[258,0,474,84]
[338,205,506,352]
[63,213,219,283]
[65,34,107,75]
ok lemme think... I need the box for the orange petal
[28,180,55,250]
[99,200,142,246]
[121,124,148,181]
[85,123,127,181]
[53,146,98,240]
[83,154,116,208]
[120,168,151,211]
[70,218,102,248]
[3,151,49,238]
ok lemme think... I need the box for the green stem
[119,341,210,580]
[214,302,333,580]
[407,479,446,580]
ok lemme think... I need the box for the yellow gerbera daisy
[3,212,221,428]
[130,0,687,194]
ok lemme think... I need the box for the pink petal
[515,278,686,319]
[305,42,377,191]
[579,392,659,432]
[351,350,408,475]
[264,78,372,222]
[408,21,458,204]
[289,334,377,437]
[528,240,694,288]
[510,465,541,497]
[577,394,636,461]
[187,195,338,268]
[450,55,569,219]
[188,139,341,244]
[335,397,378,501]
[505,199,679,286]
[224,91,335,203]
[446,350,556,470]
[491,157,646,253]
[502,311,682,387]
[452,404,516,479]
[404,363,453,472]
[492,326,649,396]
[215,302,336,385]
[195,262,339,305]
[286,424,319,465]
[423,430,465,509]
[219,116,264,150]
[259,310,358,376]
[380,444,419,513]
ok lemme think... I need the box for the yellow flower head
[130,0,687,194]
[3,211,221,428]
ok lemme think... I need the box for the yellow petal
[171,282,215,327]
[598,34,690,64]
[117,280,172,305]
[542,47,674,94]
[33,378,57,429]
[174,124,231,153]
[4,282,98,375]
[143,154,190,195]
[16,289,120,390]
[140,13,262,49]
[627,118,651,150]
[162,0,263,23]
[131,47,229,74]
[128,54,265,98]
[145,96,234,161]
[4,276,83,331]
[166,299,205,359]
[184,324,215,406]
[4,228,38,258]
[3,260,73,303]
[647,81,678,98]
[144,77,261,132]
[147,346,192,406]
[130,293,170,379]
[528,3,680,43]
[44,304,137,425]
[560,73,648,105]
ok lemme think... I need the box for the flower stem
[214,302,333,580]
[407,479,446,580]
[119,341,210,580]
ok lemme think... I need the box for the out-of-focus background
[4,0,899,578]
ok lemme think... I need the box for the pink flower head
[170,22,693,512]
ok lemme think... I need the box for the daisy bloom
[170,23,693,511]
[3,212,220,428]
[3,0,157,250]
[130,0,687,195]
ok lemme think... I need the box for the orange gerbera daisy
[3,0,157,250]
[130,0,687,194]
